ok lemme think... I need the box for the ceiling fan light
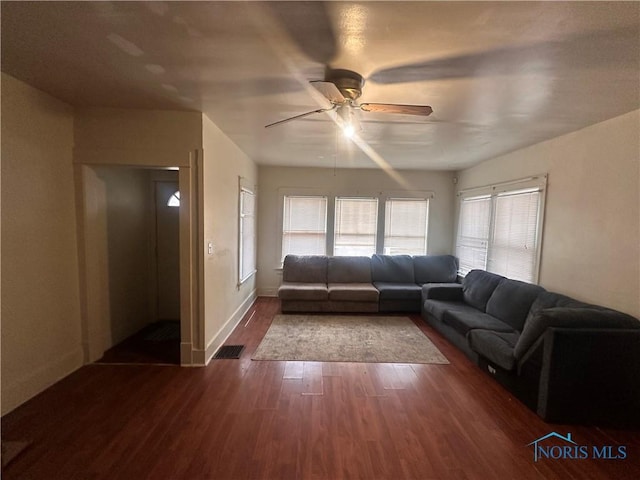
[343,124,356,138]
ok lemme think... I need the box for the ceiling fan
[264,68,433,133]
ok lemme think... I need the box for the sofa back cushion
[328,256,372,283]
[371,254,414,283]
[462,270,504,312]
[486,279,545,331]
[282,255,327,283]
[514,307,640,360]
[413,255,458,284]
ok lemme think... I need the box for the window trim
[238,182,256,285]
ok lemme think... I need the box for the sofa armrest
[535,327,640,423]
[514,307,640,360]
[421,283,463,302]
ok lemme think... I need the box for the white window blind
[487,188,541,282]
[455,195,491,275]
[334,197,378,256]
[239,188,256,283]
[384,198,429,255]
[282,196,327,260]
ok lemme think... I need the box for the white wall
[1,73,83,415]
[456,110,640,317]
[257,166,456,295]
[201,115,258,362]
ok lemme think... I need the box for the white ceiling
[2,1,639,171]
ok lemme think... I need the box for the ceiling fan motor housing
[326,69,364,101]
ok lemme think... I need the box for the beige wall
[94,167,154,345]
[456,110,640,317]
[74,107,202,166]
[1,73,83,415]
[257,166,456,295]
[201,115,258,361]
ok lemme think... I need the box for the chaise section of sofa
[421,268,640,424]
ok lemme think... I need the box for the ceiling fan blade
[267,2,337,65]
[360,103,433,116]
[310,81,345,104]
[369,26,639,85]
[265,107,334,128]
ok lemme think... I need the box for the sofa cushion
[413,255,458,284]
[327,256,372,283]
[422,283,463,302]
[371,255,415,283]
[462,270,504,312]
[328,283,379,302]
[373,282,422,301]
[486,279,545,332]
[514,307,640,360]
[467,330,520,371]
[443,310,516,336]
[282,255,328,283]
[278,282,328,301]
[422,300,477,321]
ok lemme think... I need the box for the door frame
[73,148,203,366]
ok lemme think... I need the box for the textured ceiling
[2,1,639,170]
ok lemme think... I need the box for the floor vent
[213,345,244,359]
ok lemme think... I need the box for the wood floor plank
[2,297,639,479]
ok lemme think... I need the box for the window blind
[282,196,327,260]
[487,189,541,282]
[384,198,429,255]
[334,197,378,256]
[455,195,491,275]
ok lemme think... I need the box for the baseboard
[203,290,257,365]
[257,287,278,297]
[1,348,84,416]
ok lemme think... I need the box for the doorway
[87,167,181,365]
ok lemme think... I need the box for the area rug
[252,315,449,364]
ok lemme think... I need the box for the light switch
[207,242,213,255]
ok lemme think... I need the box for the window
[455,177,546,283]
[167,191,180,207]
[384,198,429,255]
[239,187,256,284]
[334,197,378,256]
[282,196,327,260]
[488,188,541,282]
[455,195,491,274]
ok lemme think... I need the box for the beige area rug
[252,315,449,364]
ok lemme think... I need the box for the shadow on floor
[96,321,180,365]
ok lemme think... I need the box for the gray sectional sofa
[278,255,640,423]
[422,269,640,424]
[279,254,458,313]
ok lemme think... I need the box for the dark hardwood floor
[2,297,639,479]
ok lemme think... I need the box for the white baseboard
[257,287,278,297]
[1,348,84,416]
[203,290,257,365]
